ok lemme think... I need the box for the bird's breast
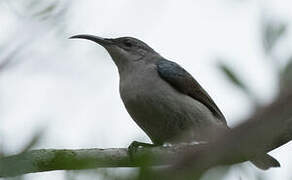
[119,66,221,144]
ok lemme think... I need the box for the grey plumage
[157,59,227,124]
[70,34,280,169]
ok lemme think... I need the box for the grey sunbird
[70,34,280,170]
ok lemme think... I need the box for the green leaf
[217,61,259,106]
[33,3,57,18]
[262,20,287,54]
[19,128,45,153]
[218,62,247,91]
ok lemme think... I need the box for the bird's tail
[250,153,280,170]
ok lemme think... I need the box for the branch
[0,144,202,177]
[2,92,292,178]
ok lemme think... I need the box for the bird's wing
[156,59,227,125]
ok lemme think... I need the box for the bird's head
[70,34,159,73]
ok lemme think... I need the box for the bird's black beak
[69,34,113,46]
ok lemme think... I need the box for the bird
[70,34,280,170]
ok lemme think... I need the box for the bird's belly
[120,78,219,144]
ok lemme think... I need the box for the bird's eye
[124,41,133,48]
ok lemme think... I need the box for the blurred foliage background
[0,0,292,180]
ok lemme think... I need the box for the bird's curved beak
[69,34,113,46]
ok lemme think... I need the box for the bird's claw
[128,141,156,162]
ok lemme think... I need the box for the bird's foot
[128,141,156,161]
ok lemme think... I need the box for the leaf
[19,127,45,153]
[218,62,247,91]
[0,43,26,71]
[262,19,287,54]
[217,61,259,106]
[33,3,57,18]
